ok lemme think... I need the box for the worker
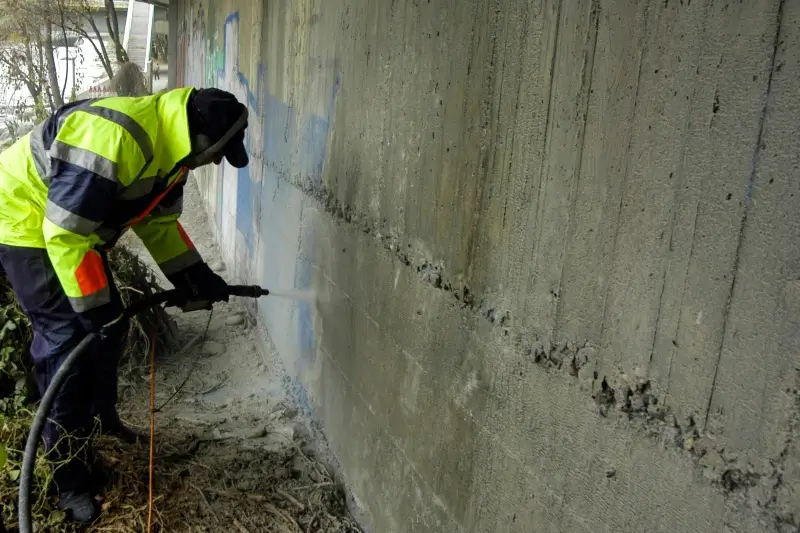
[0,87,249,523]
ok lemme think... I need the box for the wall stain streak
[176,0,800,530]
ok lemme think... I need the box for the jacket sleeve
[41,113,146,327]
[130,181,203,278]
[41,159,121,327]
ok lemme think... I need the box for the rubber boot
[98,414,149,445]
[90,456,114,495]
[47,455,103,498]
[57,491,100,524]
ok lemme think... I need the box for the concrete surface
[173,0,800,531]
[122,0,156,73]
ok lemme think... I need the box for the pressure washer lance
[18,284,270,533]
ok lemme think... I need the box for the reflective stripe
[176,221,194,247]
[152,195,183,217]
[126,172,183,226]
[159,248,202,276]
[49,140,118,182]
[29,122,51,184]
[45,200,101,236]
[68,286,111,312]
[120,176,155,199]
[81,105,154,176]
[29,99,111,185]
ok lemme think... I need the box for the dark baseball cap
[188,88,249,168]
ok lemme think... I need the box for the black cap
[188,88,249,168]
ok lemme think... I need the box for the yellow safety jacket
[0,88,202,314]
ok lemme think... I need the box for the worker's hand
[98,312,129,342]
[79,299,125,336]
[168,262,230,304]
[193,265,230,303]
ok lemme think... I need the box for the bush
[110,62,148,97]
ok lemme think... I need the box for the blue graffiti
[215,12,266,110]
[235,165,258,251]
[210,11,340,407]
[210,12,339,254]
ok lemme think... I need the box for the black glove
[98,312,130,343]
[79,300,126,335]
[168,262,230,303]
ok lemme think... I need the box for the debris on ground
[87,425,360,533]
[1,182,363,533]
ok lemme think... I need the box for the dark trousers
[0,244,126,493]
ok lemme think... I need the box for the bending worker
[0,87,249,523]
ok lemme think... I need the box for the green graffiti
[204,45,214,86]
[195,4,239,88]
[203,0,221,87]
[203,13,224,87]
[205,41,224,87]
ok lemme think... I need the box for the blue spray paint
[209,11,340,410]
[235,165,257,251]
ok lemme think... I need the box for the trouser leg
[0,245,97,493]
[90,254,127,424]
[33,352,94,492]
[89,337,123,424]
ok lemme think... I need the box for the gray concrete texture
[175,0,800,531]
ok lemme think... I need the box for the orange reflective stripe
[75,250,108,295]
[127,167,188,227]
[176,222,195,249]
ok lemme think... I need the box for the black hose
[18,285,268,532]
[18,332,97,533]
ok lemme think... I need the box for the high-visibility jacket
[0,88,203,315]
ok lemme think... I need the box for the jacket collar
[153,87,194,177]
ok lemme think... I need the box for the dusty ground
[88,181,361,533]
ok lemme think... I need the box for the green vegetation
[0,245,173,531]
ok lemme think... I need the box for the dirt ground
[84,181,361,533]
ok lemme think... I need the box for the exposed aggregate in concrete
[284,172,799,532]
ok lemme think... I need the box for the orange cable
[147,333,157,533]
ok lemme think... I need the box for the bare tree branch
[57,0,69,101]
[104,0,125,64]
[42,0,64,109]
[88,14,113,78]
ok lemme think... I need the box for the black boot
[90,456,114,494]
[105,423,148,445]
[57,491,100,523]
[98,414,148,445]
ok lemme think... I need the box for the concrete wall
[174,1,800,531]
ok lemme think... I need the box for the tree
[57,0,116,79]
[0,5,50,120]
[0,0,129,111]
[56,0,129,78]
[42,0,63,108]
[0,0,134,138]
[104,0,125,64]
[35,0,128,80]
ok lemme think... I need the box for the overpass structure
[82,0,165,97]
[121,0,154,74]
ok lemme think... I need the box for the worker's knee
[30,318,88,364]
[37,359,93,442]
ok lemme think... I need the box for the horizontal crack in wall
[283,174,798,531]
